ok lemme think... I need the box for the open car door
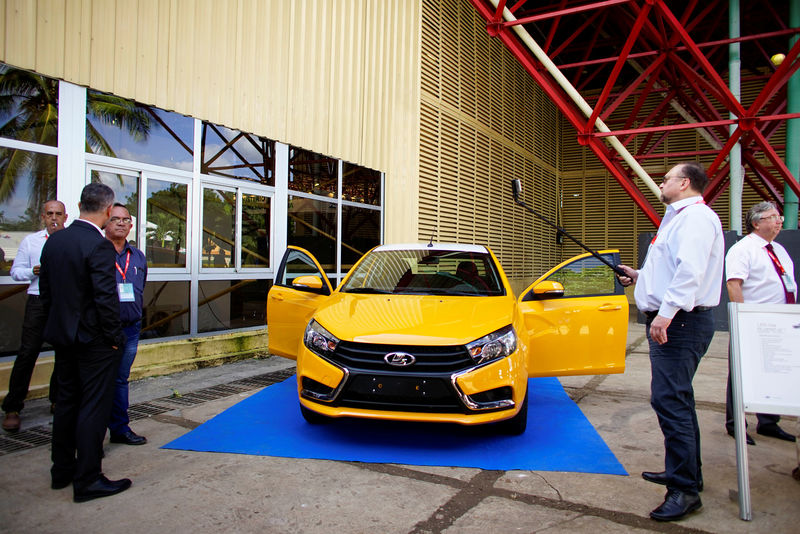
[267,246,334,360]
[518,250,628,377]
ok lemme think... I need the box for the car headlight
[465,325,517,365]
[304,319,339,357]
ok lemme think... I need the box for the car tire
[496,391,528,435]
[300,403,330,424]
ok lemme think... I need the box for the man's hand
[649,315,672,345]
[616,264,638,287]
[32,264,40,276]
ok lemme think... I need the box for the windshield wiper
[344,287,391,294]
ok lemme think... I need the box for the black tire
[300,403,330,425]
[496,391,528,435]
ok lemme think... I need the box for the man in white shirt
[2,200,67,432]
[725,201,797,444]
[618,162,724,522]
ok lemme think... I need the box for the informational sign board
[728,302,800,521]
[730,303,800,417]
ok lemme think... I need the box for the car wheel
[496,391,528,435]
[300,403,330,424]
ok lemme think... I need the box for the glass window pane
[287,196,337,272]
[545,254,616,297]
[90,169,139,244]
[198,279,271,333]
[342,163,381,206]
[202,188,235,268]
[201,122,275,185]
[86,90,194,170]
[241,193,270,268]
[341,205,380,271]
[0,152,57,275]
[0,285,49,356]
[141,281,190,339]
[146,179,188,268]
[288,147,337,197]
[0,64,58,146]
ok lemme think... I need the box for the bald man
[3,200,68,432]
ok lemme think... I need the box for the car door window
[543,253,622,297]
[276,249,325,287]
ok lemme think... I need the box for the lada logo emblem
[384,352,416,366]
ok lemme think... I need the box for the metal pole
[488,0,662,199]
[785,2,800,229]
[729,0,743,235]
[728,302,752,521]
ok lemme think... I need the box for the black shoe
[727,428,755,445]
[73,475,132,503]
[756,425,797,442]
[650,489,702,521]
[109,430,147,445]
[642,471,703,492]
[51,478,71,490]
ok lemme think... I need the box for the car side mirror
[531,280,565,300]
[292,275,323,290]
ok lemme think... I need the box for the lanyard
[115,250,131,282]
[765,243,795,304]
[765,245,786,275]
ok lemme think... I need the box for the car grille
[330,341,473,373]
[338,374,464,412]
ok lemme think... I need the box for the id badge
[118,282,135,302]
[782,273,797,294]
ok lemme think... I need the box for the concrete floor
[1,323,798,533]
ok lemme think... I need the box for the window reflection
[91,169,139,244]
[288,196,337,271]
[0,65,58,147]
[288,147,337,197]
[0,152,57,275]
[197,279,271,333]
[341,205,381,271]
[147,180,188,268]
[141,281,190,338]
[342,163,381,206]
[202,188,235,268]
[201,122,275,185]
[86,90,194,170]
[241,194,270,268]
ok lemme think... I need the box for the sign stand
[727,302,800,521]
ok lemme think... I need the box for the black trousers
[50,341,121,489]
[2,295,57,414]
[724,343,780,432]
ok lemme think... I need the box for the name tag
[782,273,797,294]
[118,283,135,302]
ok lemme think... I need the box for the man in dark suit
[39,183,132,503]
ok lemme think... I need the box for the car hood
[313,293,516,345]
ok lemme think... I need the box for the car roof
[372,243,490,254]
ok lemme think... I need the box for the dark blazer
[39,219,125,348]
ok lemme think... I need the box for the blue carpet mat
[163,377,627,475]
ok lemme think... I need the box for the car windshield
[340,249,505,296]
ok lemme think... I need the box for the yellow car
[267,243,627,434]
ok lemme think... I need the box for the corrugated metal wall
[419,0,561,292]
[0,0,421,242]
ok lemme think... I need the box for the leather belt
[644,306,712,318]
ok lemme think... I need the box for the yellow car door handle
[272,294,285,301]
[598,304,622,311]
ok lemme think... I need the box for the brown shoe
[2,412,21,432]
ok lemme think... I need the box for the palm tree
[0,65,154,219]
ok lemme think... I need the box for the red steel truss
[469,0,800,226]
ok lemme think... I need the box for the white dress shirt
[725,233,796,304]
[634,196,725,318]
[9,229,48,295]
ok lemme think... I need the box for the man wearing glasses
[724,201,797,445]
[617,162,724,521]
[104,203,148,446]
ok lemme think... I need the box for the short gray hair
[80,183,115,214]
[745,201,778,233]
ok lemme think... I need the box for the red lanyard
[765,245,786,275]
[115,250,131,282]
